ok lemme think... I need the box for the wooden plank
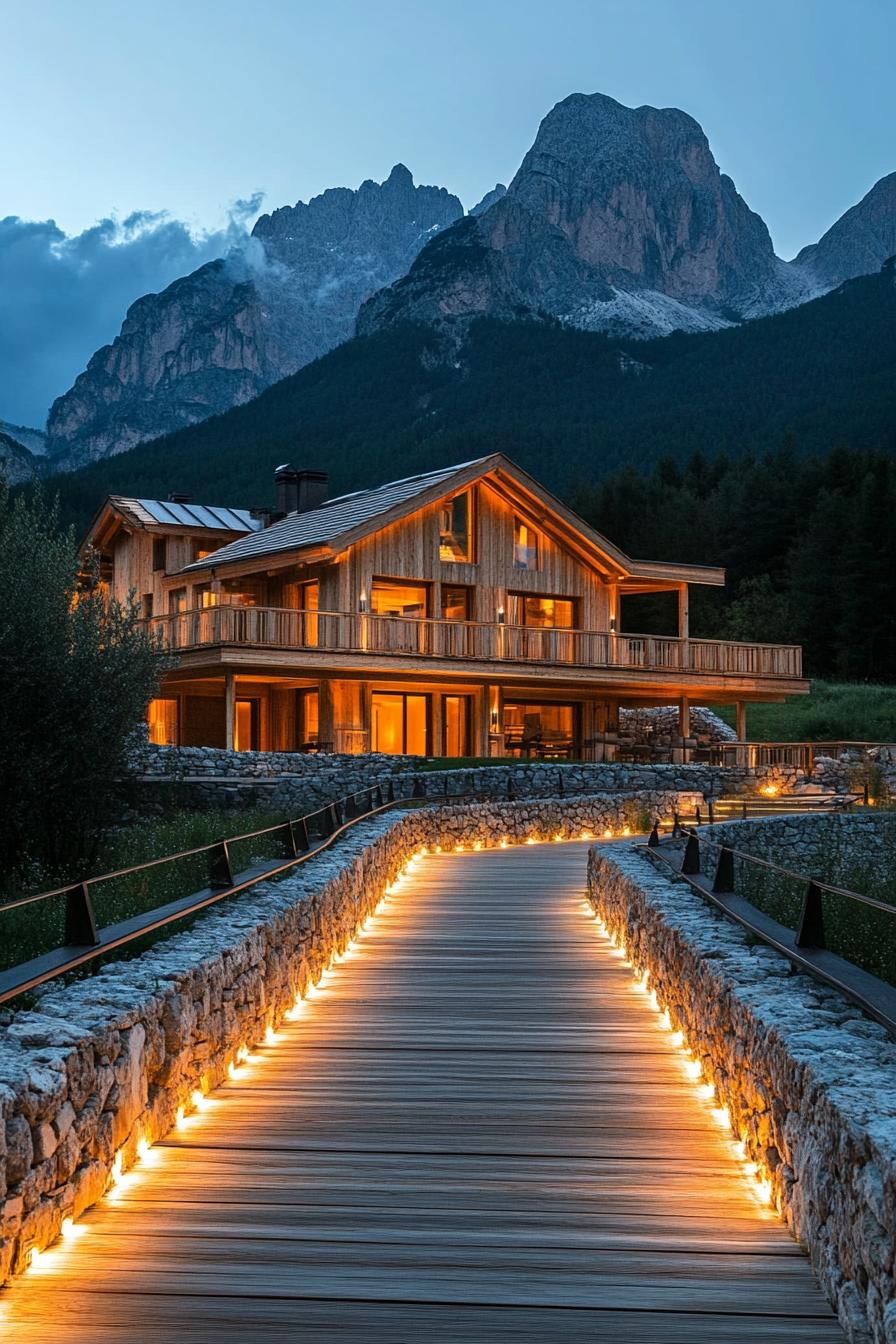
[0,841,844,1341]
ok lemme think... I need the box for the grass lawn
[715,681,896,742]
[0,807,293,982]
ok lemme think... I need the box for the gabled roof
[114,497,261,532]
[179,453,725,588]
[181,458,493,572]
[80,494,263,555]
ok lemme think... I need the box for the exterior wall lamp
[497,605,506,624]
[359,590,367,613]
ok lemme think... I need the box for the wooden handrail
[147,606,804,679]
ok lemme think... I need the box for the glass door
[371,692,430,755]
[442,695,471,757]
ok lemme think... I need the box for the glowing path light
[579,890,777,1212]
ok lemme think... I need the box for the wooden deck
[1,842,843,1342]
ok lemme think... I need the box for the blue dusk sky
[1,0,894,426]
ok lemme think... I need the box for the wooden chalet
[82,455,808,759]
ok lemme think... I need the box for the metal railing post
[647,821,660,848]
[682,832,701,875]
[712,847,734,894]
[672,811,681,838]
[795,881,826,949]
[208,841,234,889]
[290,817,310,853]
[64,882,100,946]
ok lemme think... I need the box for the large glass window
[235,698,260,751]
[223,579,264,607]
[513,517,540,570]
[443,695,471,757]
[194,583,218,608]
[507,593,576,628]
[439,491,473,562]
[147,697,178,745]
[503,702,578,758]
[441,585,472,621]
[370,580,428,619]
[299,689,320,745]
[168,587,187,615]
[371,692,430,755]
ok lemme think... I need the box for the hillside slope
[43,260,896,535]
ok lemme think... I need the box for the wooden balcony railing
[148,606,804,679]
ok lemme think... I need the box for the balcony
[147,605,804,683]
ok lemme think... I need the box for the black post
[64,882,100,946]
[343,794,357,820]
[374,784,384,808]
[795,881,826,949]
[682,832,701,875]
[708,799,715,826]
[647,821,660,848]
[290,817,310,853]
[387,779,395,803]
[712,846,735,894]
[413,776,425,798]
[558,770,564,796]
[330,801,342,830]
[672,811,681,838]
[695,805,702,827]
[507,777,516,800]
[864,782,870,808]
[742,799,748,821]
[209,841,234,889]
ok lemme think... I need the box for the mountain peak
[794,171,896,287]
[386,163,415,188]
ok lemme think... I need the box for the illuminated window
[507,593,576,628]
[235,698,259,751]
[299,689,320,744]
[168,587,187,614]
[370,580,428,619]
[147,697,178,745]
[440,585,471,621]
[513,517,540,570]
[439,491,473,562]
[371,693,429,755]
[193,542,213,562]
[503,701,578,757]
[194,584,218,608]
[224,580,263,607]
[443,695,471,757]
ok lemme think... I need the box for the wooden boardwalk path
[2,842,843,1341]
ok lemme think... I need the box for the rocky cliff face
[793,172,896,288]
[46,166,463,467]
[359,93,894,340]
[359,94,791,339]
[0,420,47,483]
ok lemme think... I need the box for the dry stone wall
[134,742,764,813]
[0,789,697,1287]
[702,812,896,887]
[587,839,896,1344]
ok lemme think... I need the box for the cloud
[0,195,264,429]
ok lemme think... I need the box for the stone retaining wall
[586,840,896,1344]
[0,789,698,1286]
[703,812,896,887]
[134,743,762,813]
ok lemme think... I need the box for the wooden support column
[678,584,690,639]
[735,700,748,768]
[224,672,236,751]
[677,694,691,764]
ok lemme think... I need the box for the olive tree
[0,484,160,880]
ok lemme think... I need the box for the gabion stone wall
[0,790,697,1286]
[587,840,896,1344]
